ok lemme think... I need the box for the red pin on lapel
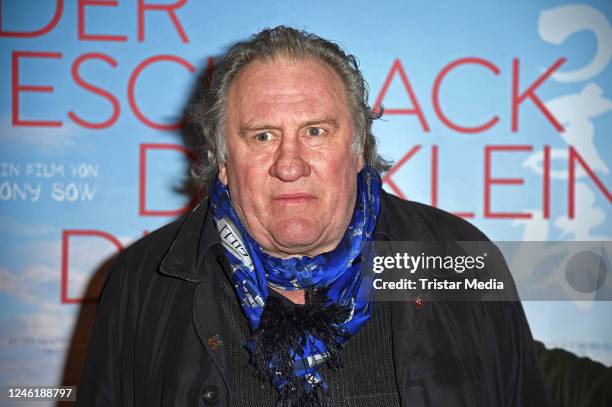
[207,335,223,351]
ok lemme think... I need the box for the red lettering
[137,0,188,43]
[431,145,438,207]
[373,59,430,132]
[0,0,63,37]
[128,55,195,130]
[12,51,63,127]
[430,144,474,218]
[68,53,120,129]
[78,0,127,41]
[61,229,123,304]
[512,58,566,133]
[568,146,612,219]
[433,57,500,133]
[484,145,533,219]
[139,143,197,216]
[543,145,550,219]
[205,56,215,88]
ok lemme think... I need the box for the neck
[270,286,306,304]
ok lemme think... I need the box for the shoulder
[379,190,489,241]
[92,210,200,336]
[101,211,195,298]
[117,215,186,272]
[379,197,549,402]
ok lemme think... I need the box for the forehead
[225,56,350,124]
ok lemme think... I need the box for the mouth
[273,193,317,204]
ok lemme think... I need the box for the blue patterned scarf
[210,165,381,405]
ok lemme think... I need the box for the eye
[255,132,273,142]
[306,127,325,137]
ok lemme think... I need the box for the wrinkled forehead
[225,56,351,126]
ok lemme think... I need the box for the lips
[273,193,317,204]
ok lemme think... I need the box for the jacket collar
[158,199,220,283]
[374,191,396,242]
[158,190,401,283]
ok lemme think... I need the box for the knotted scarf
[210,165,381,406]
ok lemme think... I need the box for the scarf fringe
[278,380,331,407]
[249,288,350,406]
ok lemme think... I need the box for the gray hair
[188,26,391,188]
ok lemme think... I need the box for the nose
[269,135,311,181]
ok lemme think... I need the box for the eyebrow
[238,116,339,134]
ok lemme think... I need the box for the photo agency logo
[366,241,612,303]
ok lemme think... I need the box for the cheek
[227,142,273,176]
[315,149,360,179]
[314,154,360,204]
[227,160,269,206]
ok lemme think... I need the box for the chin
[272,219,322,252]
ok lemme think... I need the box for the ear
[355,132,366,172]
[357,150,365,172]
[218,161,228,185]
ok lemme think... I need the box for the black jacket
[77,191,551,406]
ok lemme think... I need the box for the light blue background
[0,0,610,392]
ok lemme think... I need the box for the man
[78,26,551,406]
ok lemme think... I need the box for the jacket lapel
[158,200,232,397]
[376,191,435,406]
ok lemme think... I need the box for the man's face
[219,56,364,258]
